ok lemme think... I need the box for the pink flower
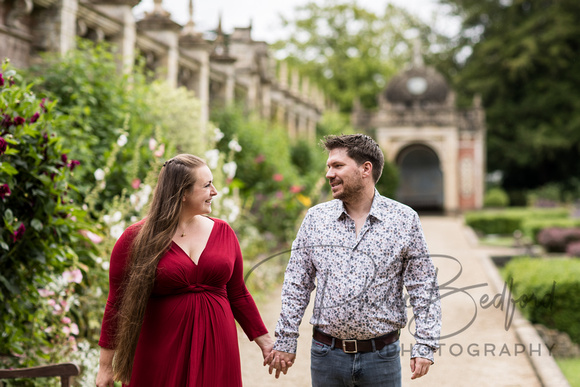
[80,229,103,244]
[38,288,55,297]
[40,99,48,112]
[13,116,25,126]
[254,154,265,164]
[47,299,56,307]
[148,138,158,151]
[290,185,303,193]
[273,173,283,182]
[62,268,83,284]
[62,326,71,335]
[61,317,71,324]
[0,184,9,199]
[0,137,6,155]
[12,223,25,242]
[70,323,79,336]
[0,73,4,87]
[154,143,165,158]
[275,190,284,199]
[29,112,40,123]
[131,178,141,189]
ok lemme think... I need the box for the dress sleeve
[98,224,140,349]
[225,223,269,341]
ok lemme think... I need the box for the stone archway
[396,144,444,211]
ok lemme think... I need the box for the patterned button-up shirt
[274,190,441,361]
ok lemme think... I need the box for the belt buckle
[342,339,358,353]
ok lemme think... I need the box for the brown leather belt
[313,328,400,353]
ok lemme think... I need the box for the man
[266,134,441,386]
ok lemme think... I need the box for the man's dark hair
[322,134,385,183]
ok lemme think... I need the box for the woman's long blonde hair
[112,154,206,383]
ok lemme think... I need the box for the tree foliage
[437,0,580,194]
[274,0,440,112]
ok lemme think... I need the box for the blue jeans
[311,338,401,387]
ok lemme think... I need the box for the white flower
[110,223,125,240]
[221,187,230,195]
[222,161,237,179]
[213,128,225,142]
[222,198,240,223]
[70,323,79,336]
[102,261,110,271]
[62,269,83,284]
[112,211,122,223]
[103,214,111,224]
[117,134,128,147]
[94,168,105,181]
[205,149,220,169]
[228,139,242,152]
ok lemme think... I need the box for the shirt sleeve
[273,210,317,353]
[225,224,269,341]
[98,224,139,349]
[403,211,441,363]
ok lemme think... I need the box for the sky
[132,0,460,44]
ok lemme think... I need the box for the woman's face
[182,165,218,216]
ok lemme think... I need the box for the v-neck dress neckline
[171,218,216,266]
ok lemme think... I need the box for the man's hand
[410,357,432,379]
[264,350,296,378]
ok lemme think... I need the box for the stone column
[93,0,139,73]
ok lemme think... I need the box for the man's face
[325,148,365,202]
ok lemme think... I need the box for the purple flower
[0,137,6,155]
[12,223,25,242]
[0,73,4,87]
[61,154,68,163]
[13,116,25,126]
[30,112,40,123]
[40,99,48,113]
[68,160,80,171]
[1,115,12,129]
[0,183,10,199]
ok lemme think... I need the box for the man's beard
[331,175,365,203]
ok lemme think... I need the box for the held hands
[264,350,296,378]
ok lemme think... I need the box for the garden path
[237,216,545,387]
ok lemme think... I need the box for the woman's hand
[254,333,274,361]
[95,348,116,387]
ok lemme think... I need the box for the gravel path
[238,216,543,386]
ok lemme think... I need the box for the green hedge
[502,257,580,344]
[465,207,570,236]
[523,218,580,243]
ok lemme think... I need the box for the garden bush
[537,227,580,253]
[465,207,570,236]
[502,257,580,344]
[0,61,100,371]
[484,187,509,208]
[567,241,580,257]
[522,218,580,243]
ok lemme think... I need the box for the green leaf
[0,162,19,176]
[4,209,14,224]
[30,218,43,231]
[0,241,8,251]
[0,274,18,294]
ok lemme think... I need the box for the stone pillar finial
[153,0,164,14]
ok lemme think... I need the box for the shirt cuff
[411,344,435,363]
[273,337,298,354]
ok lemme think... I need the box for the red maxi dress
[98,218,268,386]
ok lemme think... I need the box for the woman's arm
[95,348,115,387]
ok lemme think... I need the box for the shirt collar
[331,188,386,222]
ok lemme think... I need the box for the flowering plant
[0,61,99,370]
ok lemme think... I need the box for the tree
[437,0,580,196]
[274,0,441,112]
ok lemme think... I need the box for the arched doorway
[396,145,443,211]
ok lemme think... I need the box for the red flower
[40,98,48,112]
[13,116,25,126]
[30,112,40,123]
[273,173,283,182]
[0,137,7,155]
[290,185,303,193]
[0,183,10,199]
[1,115,12,129]
[12,223,26,242]
[68,160,80,171]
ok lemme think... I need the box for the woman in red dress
[95,154,273,386]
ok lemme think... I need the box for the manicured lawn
[556,357,580,387]
[479,234,515,248]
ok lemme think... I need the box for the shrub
[484,187,509,208]
[502,257,580,344]
[0,61,99,369]
[567,241,580,257]
[465,207,570,236]
[522,218,580,243]
[537,228,580,253]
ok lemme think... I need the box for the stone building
[0,0,324,139]
[352,50,486,213]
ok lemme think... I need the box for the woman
[96,154,273,386]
